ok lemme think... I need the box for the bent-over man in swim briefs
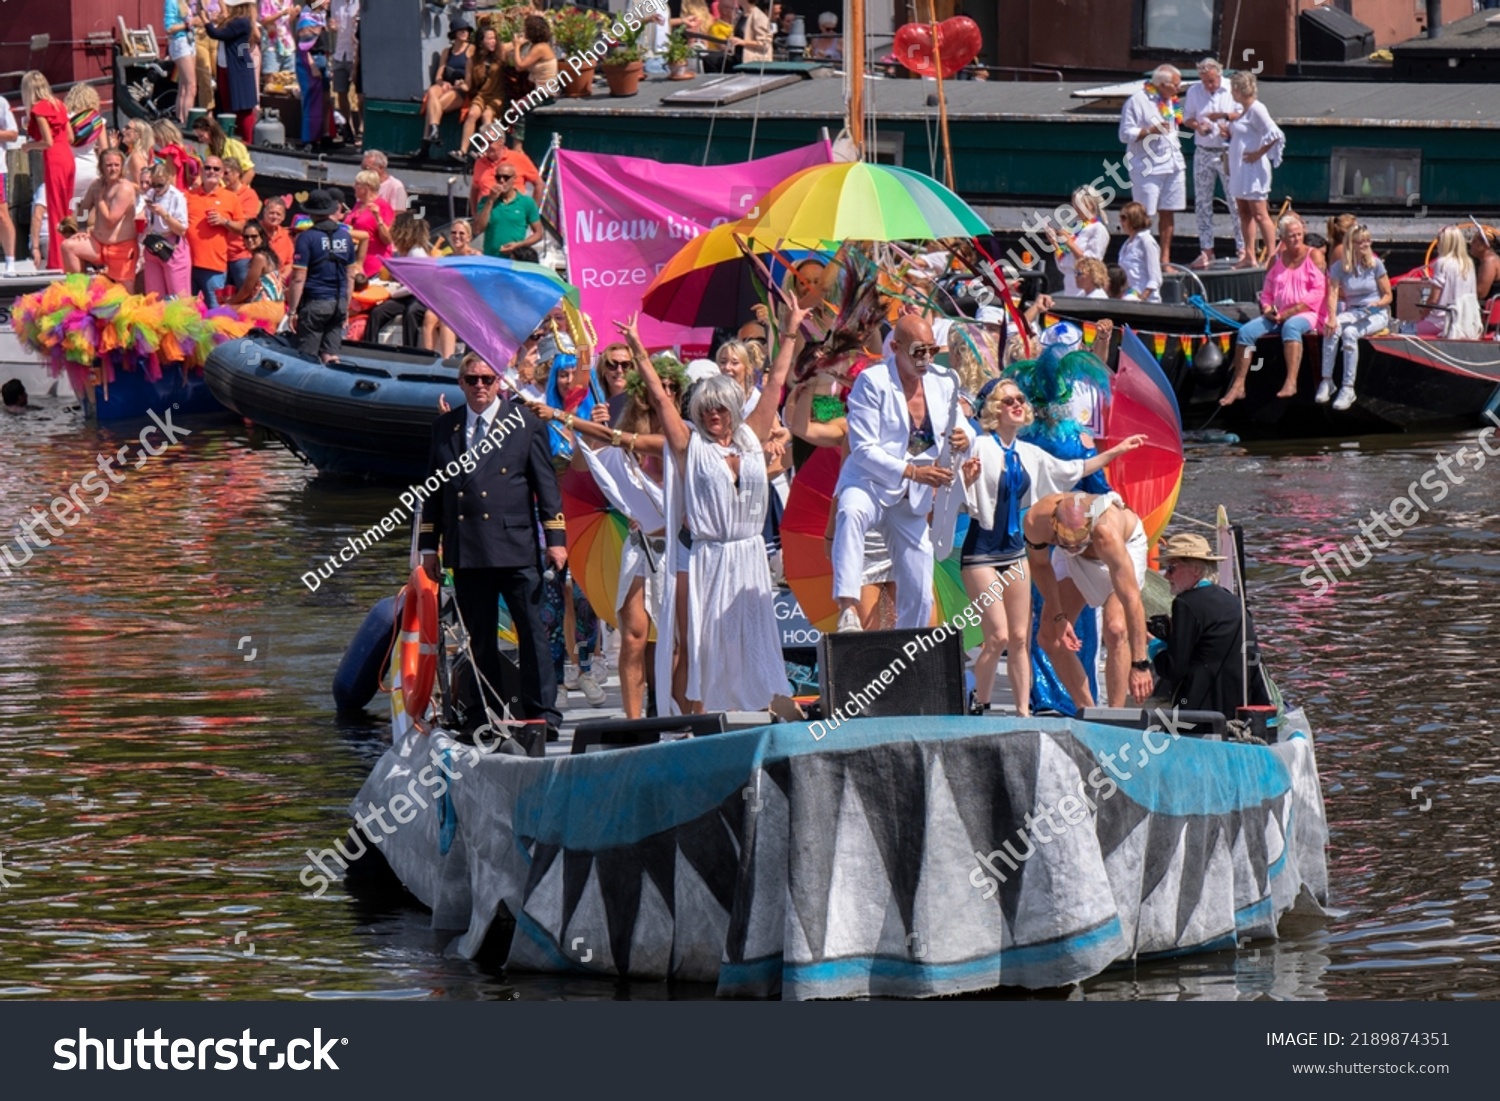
[1025,490,1154,710]
[63,147,140,286]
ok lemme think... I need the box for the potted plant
[601,22,645,97]
[550,6,605,97]
[664,27,695,80]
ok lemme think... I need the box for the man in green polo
[473,164,543,259]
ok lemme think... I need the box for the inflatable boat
[204,334,463,481]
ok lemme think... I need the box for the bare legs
[618,576,651,718]
[1235,198,1275,268]
[175,55,197,125]
[1278,337,1302,399]
[1099,593,1130,709]
[1220,341,1255,405]
[1039,580,1094,710]
[963,562,1032,716]
[1157,210,1174,269]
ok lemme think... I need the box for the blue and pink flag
[384,254,575,379]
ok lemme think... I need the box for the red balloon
[893,17,983,79]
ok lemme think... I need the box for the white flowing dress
[1227,100,1284,201]
[664,426,791,711]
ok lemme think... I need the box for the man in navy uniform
[420,352,567,741]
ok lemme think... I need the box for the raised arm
[745,303,808,444]
[615,312,690,462]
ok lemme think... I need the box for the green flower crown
[624,353,689,404]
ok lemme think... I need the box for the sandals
[1190,251,1215,270]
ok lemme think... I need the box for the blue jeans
[191,267,226,306]
[226,257,251,291]
[1237,312,1315,347]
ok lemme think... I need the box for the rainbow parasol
[781,446,980,646]
[641,222,828,329]
[559,468,629,630]
[1100,326,1185,547]
[738,162,989,247]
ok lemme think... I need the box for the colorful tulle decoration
[12,275,281,390]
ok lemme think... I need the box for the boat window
[1137,0,1216,52]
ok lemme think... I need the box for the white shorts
[168,34,195,61]
[1131,173,1186,216]
[1053,523,1148,609]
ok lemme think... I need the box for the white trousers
[833,484,933,629]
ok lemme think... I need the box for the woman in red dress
[19,71,74,271]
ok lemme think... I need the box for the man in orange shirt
[470,140,542,210]
[185,155,240,306]
[262,197,295,280]
[221,159,262,292]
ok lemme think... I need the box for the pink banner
[556,141,832,351]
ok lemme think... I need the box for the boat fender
[1191,339,1225,383]
[398,566,441,724]
[332,594,400,711]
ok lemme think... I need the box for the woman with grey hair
[616,304,805,714]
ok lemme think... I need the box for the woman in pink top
[343,169,393,279]
[1220,213,1326,405]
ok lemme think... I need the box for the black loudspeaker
[571,712,729,754]
[360,0,439,102]
[1298,7,1374,63]
[1078,708,1228,739]
[818,627,966,720]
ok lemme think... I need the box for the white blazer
[836,357,959,514]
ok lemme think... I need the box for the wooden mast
[928,0,955,190]
[847,0,864,158]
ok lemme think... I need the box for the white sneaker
[576,669,607,707]
[555,684,570,711]
[836,607,863,633]
[1314,379,1335,404]
[563,664,580,691]
[1331,386,1357,412]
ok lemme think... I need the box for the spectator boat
[204,332,462,480]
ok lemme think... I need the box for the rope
[1187,294,1245,330]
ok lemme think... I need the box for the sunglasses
[998,395,1027,408]
[463,374,499,386]
[497,174,517,181]
[605,361,630,370]
[906,343,940,359]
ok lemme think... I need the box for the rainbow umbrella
[642,222,828,329]
[781,447,980,647]
[559,468,629,630]
[385,255,578,374]
[739,162,989,247]
[1100,326,1185,547]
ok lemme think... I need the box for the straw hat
[1159,532,1226,562]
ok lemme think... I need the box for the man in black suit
[419,353,567,738]
[1149,532,1269,715]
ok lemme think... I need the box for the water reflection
[1,408,1497,1000]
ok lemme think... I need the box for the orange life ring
[399,564,441,722]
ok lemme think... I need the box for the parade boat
[0,271,77,402]
[204,332,462,481]
[1052,295,1500,438]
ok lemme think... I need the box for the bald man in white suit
[832,315,970,632]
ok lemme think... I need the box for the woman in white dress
[1049,184,1110,297]
[1223,71,1283,270]
[620,307,804,713]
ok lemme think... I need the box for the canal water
[0,399,1496,1001]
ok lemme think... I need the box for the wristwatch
[1131,659,1153,671]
